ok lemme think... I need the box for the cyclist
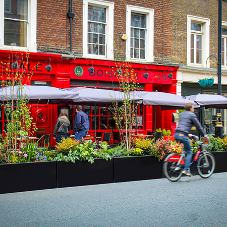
[174,102,205,176]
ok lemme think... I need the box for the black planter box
[57,159,113,188]
[114,156,162,183]
[212,151,227,173]
[0,161,57,194]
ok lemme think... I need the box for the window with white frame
[83,0,114,60]
[222,25,227,67]
[126,6,154,62]
[187,15,210,67]
[0,0,37,51]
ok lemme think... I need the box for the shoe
[174,167,181,171]
[182,169,192,177]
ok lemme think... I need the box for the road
[0,172,227,227]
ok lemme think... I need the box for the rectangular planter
[57,159,113,188]
[0,161,57,194]
[114,156,162,183]
[212,151,227,173]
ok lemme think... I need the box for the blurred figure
[53,112,70,143]
[73,105,90,141]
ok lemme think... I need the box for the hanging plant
[198,77,214,87]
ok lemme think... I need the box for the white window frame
[222,21,227,70]
[126,5,154,63]
[0,0,37,51]
[187,15,210,68]
[83,0,114,60]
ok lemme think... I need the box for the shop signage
[71,65,173,84]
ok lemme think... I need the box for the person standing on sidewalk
[174,102,205,177]
[73,105,90,141]
[53,113,70,143]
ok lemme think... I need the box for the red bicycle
[163,136,215,182]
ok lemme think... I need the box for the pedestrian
[73,105,90,141]
[53,112,70,143]
[174,102,205,177]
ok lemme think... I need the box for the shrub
[134,138,153,154]
[55,137,80,155]
[206,135,224,152]
[151,139,172,161]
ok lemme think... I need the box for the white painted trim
[126,5,154,63]
[187,15,210,68]
[83,0,114,60]
[0,0,37,52]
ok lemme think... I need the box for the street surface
[0,172,227,227]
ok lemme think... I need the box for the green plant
[134,138,153,154]
[156,128,162,133]
[55,137,80,155]
[151,139,172,161]
[166,130,171,136]
[206,135,224,152]
[191,139,200,153]
[162,129,167,136]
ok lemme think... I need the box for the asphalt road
[0,172,227,227]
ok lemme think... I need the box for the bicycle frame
[164,137,209,168]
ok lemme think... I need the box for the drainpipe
[67,0,75,53]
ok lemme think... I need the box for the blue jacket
[73,110,90,133]
[175,111,205,137]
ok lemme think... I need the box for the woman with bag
[53,112,70,143]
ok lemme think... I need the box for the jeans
[174,132,192,170]
[75,131,88,141]
[56,133,69,143]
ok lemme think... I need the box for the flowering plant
[151,139,172,161]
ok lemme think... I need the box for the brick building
[0,0,227,144]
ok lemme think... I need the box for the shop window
[1,0,37,51]
[31,81,51,86]
[83,0,114,60]
[222,24,227,68]
[126,5,154,62]
[187,15,210,67]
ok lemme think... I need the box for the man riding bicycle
[174,102,205,177]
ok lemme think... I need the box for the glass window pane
[222,27,227,36]
[88,22,93,32]
[92,106,99,115]
[93,45,98,54]
[140,30,145,38]
[196,35,202,49]
[83,106,90,115]
[130,48,133,58]
[140,39,145,49]
[191,49,194,63]
[99,34,105,44]
[131,28,134,37]
[93,33,98,43]
[88,33,92,43]
[100,107,107,115]
[134,49,139,58]
[93,23,98,33]
[4,20,27,47]
[191,34,194,48]
[92,116,99,130]
[99,45,105,55]
[130,38,133,48]
[140,14,146,28]
[88,6,106,23]
[196,49,202,64]
[140,49,145,59]
[98,24,105,34]
[100,116,107,129]
[135,39,139,48]
[88,44,93,54]
[134,29,139,38]
[191,23,201,31]
[108,117,115,129]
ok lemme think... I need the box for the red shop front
[0,50,178,146]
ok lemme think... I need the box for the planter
[57,159,113,188]
[211,151,227,173]
[114,156,162,183]
[198,78,214,87]
[0,161,57,194]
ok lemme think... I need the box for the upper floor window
[130,13,146,59]
[222,26,227,67]
[0,0,37,51]
[126,5,154,62]
[83,0,114,60]
[187,15,210,67]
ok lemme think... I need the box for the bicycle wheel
[163,161,183,182]
[197,153,215,178]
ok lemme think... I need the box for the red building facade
[0,49,177,145]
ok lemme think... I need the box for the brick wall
[36,0,227,66]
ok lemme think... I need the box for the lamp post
[215,0,223,138]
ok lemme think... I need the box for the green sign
[74,66,83,77]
